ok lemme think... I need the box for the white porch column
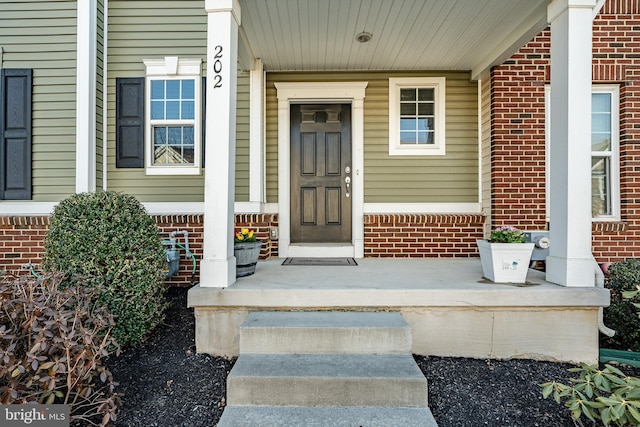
[200,0,241,287]
[546,0,596,287]
[75,0,97,193]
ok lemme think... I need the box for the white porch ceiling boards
[238,0,550,76]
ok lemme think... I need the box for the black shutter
[0,69,32,200]
[115,77,144,168]
[202,76,206,168]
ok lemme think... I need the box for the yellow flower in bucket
[234,228,257,243]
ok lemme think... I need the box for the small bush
[541,363,640,427]
[602,259,640,352]
[0,274,120,426]
[42,191,167,347]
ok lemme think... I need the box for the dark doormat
[282,257,358,266]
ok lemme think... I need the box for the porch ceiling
[238,0,550,78]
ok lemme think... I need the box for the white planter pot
[476,239,535,283]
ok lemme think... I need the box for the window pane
[182,101,195,120]
[153,127,167,165]
[592,134,611,152]
[154,127,166,144]
[400,132,416,144]
[400,89,416,101]
[418,88,434,101]
[591,156,611,216]
[418,103,434,115]
[400,103,416,115]
[166,101,180,120]
[400,118,416,131]
[168,127,182,145]
[183,147,195,164]
[592,113,611,134]
[151,80,164,100]
[182,80,195,99]
[166,80,180,99]
[592,93,610,113]
[416,131,429,144]
[151,101,165,120]
[183,126,194,146]
[417,118,434,131]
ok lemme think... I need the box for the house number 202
[213,45,223,88]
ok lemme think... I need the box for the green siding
[106,1,250,202]
[235,71,251,201]
[0,0,77,201]
[266,71,479,203]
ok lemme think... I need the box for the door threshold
[287,244,355,258]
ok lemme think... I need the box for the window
[591,86,619,219]
[389,77,446,155]
[144,58,201,175]
[545,85,620,220]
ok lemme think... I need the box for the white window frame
[143,57,202,175]
[388,77,446,156]
[545,85,620,221]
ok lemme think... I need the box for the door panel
[291,104,352,243]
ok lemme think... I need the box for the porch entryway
[187,258,609,364]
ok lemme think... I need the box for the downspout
[102,0,108,190]
[594,257,615,337]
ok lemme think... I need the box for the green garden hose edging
[600,348,640,368]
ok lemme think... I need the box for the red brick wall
[0,214,278,287]
[491,0,640,262]
[0,216,48,278]
[364,214,485,257]
[490,30,549,231]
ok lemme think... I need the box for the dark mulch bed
[108,287,594,426]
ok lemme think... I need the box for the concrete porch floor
[188,258,610,363]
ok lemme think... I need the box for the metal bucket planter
[234,240,262,277]
[476,239,534,283]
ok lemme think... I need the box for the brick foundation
[364,214,486,258]
[0,214,278,287]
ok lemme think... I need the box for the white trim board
[1,201,481,217]
[275,82,368,258]
[364,203,482,214]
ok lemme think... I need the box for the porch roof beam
[471,1,549,81]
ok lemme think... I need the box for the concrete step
[218,405,438,427]
[240,311,411,354]
[226,353,428,407]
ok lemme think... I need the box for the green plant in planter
[602,259,640,352]
[42,191,167,347]
[488,226,525,243]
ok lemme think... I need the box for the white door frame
[275,82,367,258]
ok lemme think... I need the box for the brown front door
[290,104,352,243]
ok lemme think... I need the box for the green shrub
[42,191,167,347]
[602,259,640,352]
[541,363,640,427]
[0,274,120,425]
